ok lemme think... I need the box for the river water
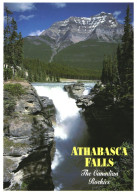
[32,82,95,190]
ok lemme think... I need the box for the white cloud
[113,11,121,19]
[29,30,45,36]
[117,19,124,24]
[52,3,66,8]
[19,14,35,21]
[5,3,36,12]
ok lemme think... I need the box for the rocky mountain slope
[24,12,123,67]
[40,12,123,52]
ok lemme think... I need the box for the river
[32,82,95,190]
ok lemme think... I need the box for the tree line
[99,6,133,190]
[101,5,133,97]
[23,58,100,82]
[4,7,23,80]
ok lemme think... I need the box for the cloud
[117,19,124,24]
[113,11,121,19]
[113,11,123,24]
[52,3,66,8]
[29,30,45,36]
[5,3,36,12]
[19,14,35,21]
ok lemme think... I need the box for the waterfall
[33,83,95,190]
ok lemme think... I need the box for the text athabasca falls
[71,147,128,167]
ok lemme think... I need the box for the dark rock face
[65,82,133,147]
[76,83,133,146]
[64,82,85,99]
[39,96,56,120]
[3,82,55,190]
[76,95,95,108]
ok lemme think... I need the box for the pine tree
[126,27,133,93]
[4,7,24,80]
[117,5,133,94]
[4,7,13,80]
[108,56,113,83]
[101,56,108,84]
[10,18,18,76]
[112,56,119,85]
[101,55,119,85]
[28,70,32,82]
[16,32,24,68]
[101,55,112,84]
[117,44,122,82]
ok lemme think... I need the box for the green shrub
[4,99,16,115]
[101,142,133,191]
[11,76,26,82]
[4,83,26,96]
[4,67,13,80]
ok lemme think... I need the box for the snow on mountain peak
[40,12,124,49]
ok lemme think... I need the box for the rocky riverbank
[64,82,85,99]
[3,81,55,190]
[64,82,133,191]
[65,82,133,146]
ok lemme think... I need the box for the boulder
[64,82,85,99]
[76,95,95,108]
[39,96,56,118]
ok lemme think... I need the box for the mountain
[40,12,123,51]
[23,36,53,62]
[53,39,117,70]
[23,12,124,74]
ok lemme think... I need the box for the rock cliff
[41,12,124,51]
[4,81,55,190]
[24,12,124,63]
[65,82,133,146]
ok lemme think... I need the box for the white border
[0,0,136,194]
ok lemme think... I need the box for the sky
[4,2,134,37]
